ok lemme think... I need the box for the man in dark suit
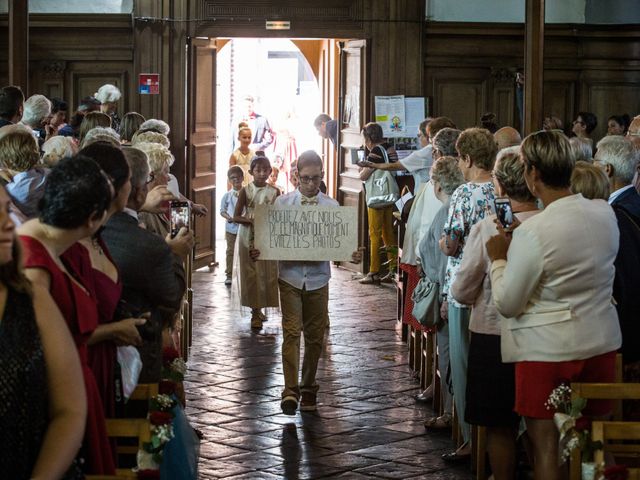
[595,135,640,364]
[102,147,194,382]
[596,135,640,217]
[241,95,274,151]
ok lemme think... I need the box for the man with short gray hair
[596,127,640,367]
[595,135,640,218]
[102,147,193,382]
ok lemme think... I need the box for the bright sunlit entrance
[215,38,324,241]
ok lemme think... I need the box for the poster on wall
[404,97,426,138]
[375,95,406,137]
[139,73,160,95]
[375,96,426,138]
[253,204,358,261]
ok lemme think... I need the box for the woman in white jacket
[486,130,621,480]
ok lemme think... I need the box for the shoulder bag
[364,147,400,209]
[411,276,440,328]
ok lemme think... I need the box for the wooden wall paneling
[32,61,66,100]
[491,68,517,129]
[134,1,164,121]
[431,68,488,129]
[65,64,130,117]
[8,0,28,92]
[584,81,640,142]
[542,77,576,133]
[194,0,366,39]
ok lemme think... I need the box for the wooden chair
[105,418,152,478]
[113,383,158,457]
[592,420,640,465]
[568,382,640,480]
[128,383,159,402]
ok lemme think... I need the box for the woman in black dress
[0,184,86,479]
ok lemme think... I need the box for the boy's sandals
[424,413,452,429]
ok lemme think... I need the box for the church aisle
[186,266,474,479]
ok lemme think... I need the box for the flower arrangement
[603,465,629,480]
[135,347,187,478]
[545,384,603,464]
[162,347,187,383]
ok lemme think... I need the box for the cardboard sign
[139,73,159,95]
[254,204,358,261]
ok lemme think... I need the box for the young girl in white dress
[233,154,280,329]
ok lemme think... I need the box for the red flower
[574,416,591,432]
[137,469,161,479]
[163,347,180,364]
[604,465,629,480]
[149,411,173,426]
[159,379,176,395]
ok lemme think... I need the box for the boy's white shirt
[275,189,338,291]
[220,189,240,234]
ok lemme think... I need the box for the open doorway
[214,38,324,242]
[186,36,364,273]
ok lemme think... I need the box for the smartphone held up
[494,197,514,229]
[170,200,190,238]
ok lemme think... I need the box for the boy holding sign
[250,151,362,415]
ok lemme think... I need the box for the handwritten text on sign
[254,205,358,261]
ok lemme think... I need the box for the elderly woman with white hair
[41,135,78,168]
[95,84,122,132]
[80,127,121,149]
[132,132,208,217]
[21,95,52,146]
[131,130,170,148]
[139,118,170,136]
[134,141,175,237]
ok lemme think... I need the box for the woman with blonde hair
[487,130,621,480]
[119,111,145,145]
[78,111,111,146]
[0,126,48,220]
[571,160,610,200]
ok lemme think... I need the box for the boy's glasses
[299,175,323,184]
[146,172,155,184]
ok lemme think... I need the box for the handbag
[364,147,400,209]
[411,276,440,328]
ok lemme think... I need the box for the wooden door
[337,39,369,273]
[186,37,217,270]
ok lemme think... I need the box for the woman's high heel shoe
[359,272,380,285]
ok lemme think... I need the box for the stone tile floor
[186,263,474,479]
